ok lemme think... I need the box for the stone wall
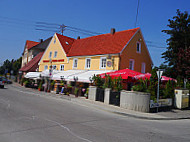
[120,90,150,112]
[88,86,97,101]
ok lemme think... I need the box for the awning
[24,72,42,79]
[52,70,86,81]
[67,70,114,83]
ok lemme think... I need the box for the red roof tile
[19,52,44,72]
[26,40,40,50]
[56,33,75,54]
[67,28,140,57]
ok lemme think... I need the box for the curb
[11,83,190,121]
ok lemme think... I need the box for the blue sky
[0,0,189,66]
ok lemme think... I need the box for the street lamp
[156,69,165,112]
[89,76,93,84]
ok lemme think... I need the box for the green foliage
[23,80,30,87]
[103,74,113,89]
[74,87,79,95]
[92,74,104,88]
[147,67,158,100]
[51,80,55,86]
[162,9,190,80]
[114,76,123,92]
[163,80,175,99]
[38,80,43,89]
[132,79,148,92]
[0,57,22,75]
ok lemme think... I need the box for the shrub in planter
[132,79,148,92]
[92,74,104,88]
[38,80,43,91]
[74,87,79,97]
[51,80,55,91]
[84,88,89,99]
[21,78,26,86]
[23,80,30,88]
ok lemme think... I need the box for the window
[137,42,141,53]
[44,65,48,70]
[49,52,52,58]
[141,62,146,73]
[100,57,107,69]
[54,38,56,44]
[73,58,78,68]
[60,64,64,71]
[85,58,91,69]
[52,65,56,70]
[54,51,57,58]
[129,59,134,70]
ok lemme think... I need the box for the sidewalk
[11,83,190,120]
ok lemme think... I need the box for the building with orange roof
[38,27,153,74]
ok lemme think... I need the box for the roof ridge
[76,27,140,41]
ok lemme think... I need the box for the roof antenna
[135,0,140,28]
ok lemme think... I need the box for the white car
[0,77,4,88]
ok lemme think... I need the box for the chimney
[40,39,43,43]
[77,36,80,40]
[110,28,115,35]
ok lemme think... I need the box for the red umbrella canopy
[161,76,177,82]
[134,73,152,80]
[99,69,142,79]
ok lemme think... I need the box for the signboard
[150,99,172,108]
[156,70,163,79]
[107,61,112,67]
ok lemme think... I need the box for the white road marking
[45,118,93,142]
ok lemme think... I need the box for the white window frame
[44,65,48,70]
[60,64,64,71]
[54,51,57,58]
[49,51,52,58]
[73,58,78,69]
[100,57,107,69]
[136,41,141,53]
[85,58,91,69]
[129,59,135,70]
[141,62,146,73]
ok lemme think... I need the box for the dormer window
[137,42,141,53]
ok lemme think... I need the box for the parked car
[0,77,4,88]
[2,77,12,84]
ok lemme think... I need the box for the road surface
[0,84,189,142]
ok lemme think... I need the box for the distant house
[21,37,52,68]
[38,27,152,74]
[20,37,52,73]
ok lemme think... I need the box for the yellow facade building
[39,28,153,74]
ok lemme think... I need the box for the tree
[162,9,190,80]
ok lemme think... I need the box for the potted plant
[84,88,89,99]
[38,80,43,91]
[74,87,79,97]
[23,80,30,88]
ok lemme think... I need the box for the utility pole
[60,24,66,35]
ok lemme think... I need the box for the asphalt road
[0,84,190,142]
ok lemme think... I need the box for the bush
[74,87,79,95]
[163,80,175,99]
[24,80,30,87]
[132,79,148,92]
[92,74,104,88]
[38,80,43,90]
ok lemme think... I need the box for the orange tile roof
[67,27,140,57]
[19,52,44,72]
[26,40,40,50]
[56,33,75,54]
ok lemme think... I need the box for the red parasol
[99,69,142,79]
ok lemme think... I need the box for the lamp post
[156,69,164,112]
[73,76,78,86]
[89,76,93,84]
